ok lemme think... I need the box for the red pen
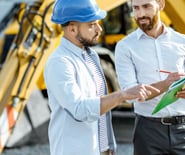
[157,70,171,74]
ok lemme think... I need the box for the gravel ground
[2,143,133,155]
[2,144,50,155]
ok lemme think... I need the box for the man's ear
[68,22,78,35]
[158,0,165,11]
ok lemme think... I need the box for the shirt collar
[60,37,94,59]
[136,23,169,40]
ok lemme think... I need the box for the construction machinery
[0,0,185,153]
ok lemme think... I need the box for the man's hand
[123,84,160,102]
[165,72,185,87]
[165,72,185,99]
[176,85,185,98]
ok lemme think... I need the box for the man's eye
[133,6,139,10]
[90,23,96,28]
[143,4,150,9]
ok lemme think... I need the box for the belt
[138,115,185,125]
[101,150,114,155]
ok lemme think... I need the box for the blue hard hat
[51,0,107,24]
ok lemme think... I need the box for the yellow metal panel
[96,0,128,11]
[160,11,172,26]
[105,34,125,45]
[164,0,185,34]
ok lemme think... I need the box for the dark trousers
[133,115,185,155]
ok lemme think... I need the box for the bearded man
[115,0,185,155]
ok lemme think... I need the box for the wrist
[163,79,173,88]
[120,90,127,102]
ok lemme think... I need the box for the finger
[137,94,145,102]
[176,90,185,97]
[145,85,160,93]
[137,88,148,102]
[145,90,152,96]
[138,85,156,101]
[140,89,148,98]
[182,85,185,90]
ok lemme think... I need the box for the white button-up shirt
[44,37,116,155]
[115,26,185,117]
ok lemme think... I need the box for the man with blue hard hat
[44,0,160,155]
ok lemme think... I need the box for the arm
[100,84,160,115]
[115,42,185,100]
[148,72,185,100]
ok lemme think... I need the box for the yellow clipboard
[152,77,185,115]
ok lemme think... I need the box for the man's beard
[136,12,158,32]
[76,31,99,47]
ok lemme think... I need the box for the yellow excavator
[0,0,185,153]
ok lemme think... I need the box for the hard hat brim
[52,10,107,24]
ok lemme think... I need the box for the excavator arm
[0,0,62,152]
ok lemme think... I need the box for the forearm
[149,80,171,99]
[100,84,160,115]
[100,91,124,115]
[149,77,184,101]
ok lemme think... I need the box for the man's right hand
[123,84,160,102]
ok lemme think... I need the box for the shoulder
[46,45,73,69]
[167,27,185,40]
